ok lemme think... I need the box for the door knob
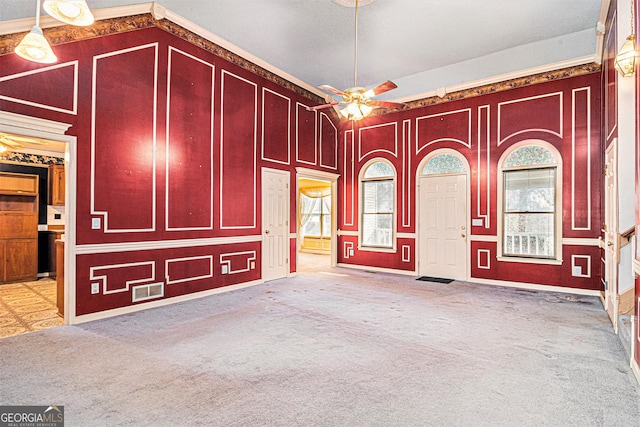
[461,226,466,230]
[607,241,613,246]
[461,233,466,238]
[265,230,270,234]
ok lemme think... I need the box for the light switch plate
[349,249,354,256]
[221,265,228,275]
[91,282,100,294]
[472,218,483,227]
[91,217,101,229]
[572,266,582,276]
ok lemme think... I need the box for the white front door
[262,168,289,282]
[418,174,467,280]
[604,140,618,331]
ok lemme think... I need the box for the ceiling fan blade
[363,80,398,98]
[319,85,346,97]
[306,102,342,111]
[366,100,405,110]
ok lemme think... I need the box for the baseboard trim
[337,263,416,276]
[466,278,600,296]
[631,358,640,385]
[71,279,264,325]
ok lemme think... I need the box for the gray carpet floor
[1,254,639,426]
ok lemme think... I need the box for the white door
[262,168,289,282]
[418,174,467,280]
[604,141,618,331]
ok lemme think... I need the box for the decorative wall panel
[320,113,337,169]
[262,88,291,165]
[165,255,213,284]
[359,122,397,161]
[220,70,257,229]
[166,47,214,231]
[296,102,317,165]
[571,87,591,231]
[476,105,490,229]
[91,43,158,232]
[498,92,563,145]
[343,129,355,227]
[0,61,78,114]
[416,109,471,152]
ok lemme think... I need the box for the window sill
[497,256,563,265]
[358,245,396,254]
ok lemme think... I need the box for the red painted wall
[338,73,602,290]
[0,26,339,315]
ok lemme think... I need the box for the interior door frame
[0,111,76,325]
[604,139,618,331]
[415,149,470,280]
[295,167,340,269]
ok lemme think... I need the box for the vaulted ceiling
[1,0,606,102]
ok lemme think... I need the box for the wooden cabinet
[0,172,38,284]
[49,164,65,206]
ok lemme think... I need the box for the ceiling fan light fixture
[340,102,372,121]
[15,26,58,63]
[43,0,94,26]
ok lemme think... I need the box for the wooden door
[604,141,618,331]
[262,168,289,282]
[418,174,467,280]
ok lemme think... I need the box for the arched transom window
[502,144,559,259]
[422,153,466,175]
[360,160,395,248]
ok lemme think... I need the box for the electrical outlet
[349,248,354,256]
[91,217,101,229]
[91,282,100,294]
[250,261,255,270]
[572,266,582,276]
[221,265,228,275]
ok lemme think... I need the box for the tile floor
[0,279,63,339]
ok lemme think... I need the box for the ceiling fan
[308,0,405,121]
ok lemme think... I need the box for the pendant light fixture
[43,0,95,26]
[15,0,95,64]
[15,0,58,64]
[615,0,637,77]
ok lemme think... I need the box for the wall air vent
[132,282,164,302]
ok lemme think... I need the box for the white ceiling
[1,0,605,101]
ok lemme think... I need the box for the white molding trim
[477,105,491,228]
[75,235,262,255]
[343,129,355,227]
[571,254,592,278]
[0,111,72,135]
[562,238,601,246]
[338,230,358,236]
[477,249,491,269]
[70,279,264,325]
[393,55,596,104]
[470,235,499,242]
[631,357,640,385]
[632,259,640,276]
[470,277,600,296]
[337,263,416,276]
[295,167,340,181]
[497,256,563,265]
[396,232,416,239]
